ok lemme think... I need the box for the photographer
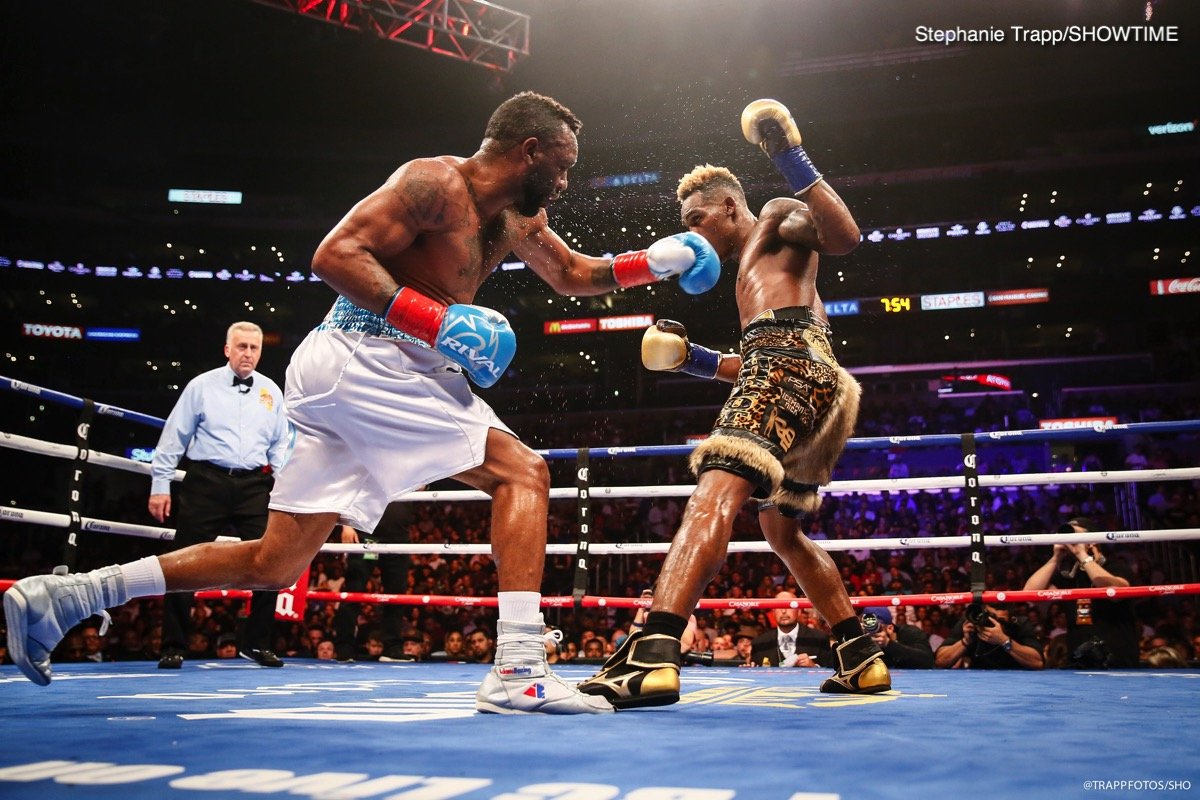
[862,607,934,669]
[935,604,1044,670]
[1022,517,1138,668]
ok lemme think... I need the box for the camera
[862,612,882,634]
[964,602,998,629]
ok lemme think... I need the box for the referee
[149,321,291,669]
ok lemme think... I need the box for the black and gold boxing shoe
[819,633,891,694]
[577,631,682,709]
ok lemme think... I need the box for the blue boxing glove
[610,232,721,295]
[741,99,823,195]
[385,287,516,388]
[435,305,516,388]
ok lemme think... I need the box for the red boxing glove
[610,233,720,295]
[385,287,446,346]
[611,249,653,288]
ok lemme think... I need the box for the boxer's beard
[518,170,556,217]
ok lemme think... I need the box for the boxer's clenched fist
[641,319,721,379]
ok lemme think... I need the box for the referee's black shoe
[240,648,284,668]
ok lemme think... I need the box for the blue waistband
[315,296,425,346]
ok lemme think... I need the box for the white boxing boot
[475,617,613,714]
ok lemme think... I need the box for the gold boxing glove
[641,319,721,379]
[740,98,822,195]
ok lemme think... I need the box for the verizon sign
[1149,277,1200,296]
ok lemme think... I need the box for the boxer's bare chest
[386,190,524,302]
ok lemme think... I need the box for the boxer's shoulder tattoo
[394,175,448,227]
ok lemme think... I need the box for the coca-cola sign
[1149,277,1200,295]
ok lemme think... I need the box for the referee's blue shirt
[150,365,290,495]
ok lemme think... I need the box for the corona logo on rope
[984,429,1030,439]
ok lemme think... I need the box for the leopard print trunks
[690,306,861,517]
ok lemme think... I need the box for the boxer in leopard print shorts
[580,100,889,710]
[698,305,860,520]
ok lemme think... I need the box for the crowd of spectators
[1,389,1197,671]
[2,476,1196,672]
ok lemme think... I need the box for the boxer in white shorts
[270,326,516,532]
[6,91,720,716]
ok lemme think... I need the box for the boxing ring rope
[3,374,1199,615]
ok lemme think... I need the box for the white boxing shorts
[268,328,514,531]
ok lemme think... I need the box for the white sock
[119,556,166,599]
[498,591,541,624]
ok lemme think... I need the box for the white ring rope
[2,430,1198,553]
[314,529,1200,555]
[0,506,174,541]
[0,430,185,482]
[5,428,1197,499]
[411,467,1200,501]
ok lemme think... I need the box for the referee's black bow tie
[233,375,254,388]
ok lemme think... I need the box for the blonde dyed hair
[676,164,745,203]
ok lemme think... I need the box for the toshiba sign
[598,314,654,331]
[1149,277,1200,295]
[1038,417,1118,430]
